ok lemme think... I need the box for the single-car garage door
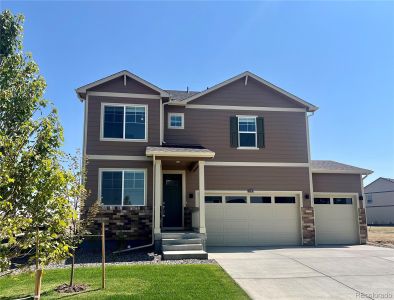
[205,192,302,246]
[314,194,359,245]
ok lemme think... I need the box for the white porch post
[198,160,206,234]
[154,160,162,235]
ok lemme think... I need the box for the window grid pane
[101,171,122,205]
[333,198,352,205]
[314,198,330,205]
[205,196,222,203]
[104,106,124,138]
[275,197,296,204]
[250,196,271,204]
[123,171,145,205]
[225,196,247,203]
[125,106,145,139]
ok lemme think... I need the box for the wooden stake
[34,268,43,299]
[101,222,106,289]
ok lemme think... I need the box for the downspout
[113,155,156,254]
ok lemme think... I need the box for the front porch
[146,145,215,257]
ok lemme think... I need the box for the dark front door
[163,174,183,228]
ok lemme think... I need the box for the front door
[163,174,183,228]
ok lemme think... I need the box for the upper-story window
[367,194,373,204]
[102,104,147,141]
[230,115,265,149]
[238,116,257,148]
[168,113,184,129]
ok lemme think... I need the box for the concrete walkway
[209,245,394,299]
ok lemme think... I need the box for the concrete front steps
[161,232,208,260]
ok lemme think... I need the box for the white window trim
[313,193,357,206]
[237,115,258,149]
[168,112,184,129]
[203,190,302,206]
[100,102,148,142]
[98,168,147,207]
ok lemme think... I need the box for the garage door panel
[223,206,248,219]
[249,206,275,219]
[315,196,359,245]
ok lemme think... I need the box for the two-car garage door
[205,193,302,246]
[205,192,360,246]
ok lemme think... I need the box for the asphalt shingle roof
[311,160,372,175]
[165,90,200,101]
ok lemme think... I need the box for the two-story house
[365,177,394,225]
[76,70,372,259]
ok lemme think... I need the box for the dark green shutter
[230,116,238,148]
[257,117,265,148]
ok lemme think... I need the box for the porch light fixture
[176,161,180,164]
[247,188,254,193]
[305,194,310,200]
[359,195,363,200]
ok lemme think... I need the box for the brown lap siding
[85,160,153,208]
[85,159,154,241]
[185,166,311,206]
[312,173,363,208]
[164,106,309,163]
[86,96,160,156]
[312,173,366,244]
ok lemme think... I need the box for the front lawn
[0,264,249,299]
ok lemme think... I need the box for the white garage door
[314,195,359,245]
[205,193,302,246]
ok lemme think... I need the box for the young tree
[64,151,98,288]
[0,8,74,281]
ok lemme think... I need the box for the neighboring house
[75,70,372,259]
[365,177,394,225]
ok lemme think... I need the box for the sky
[2,1,394,185]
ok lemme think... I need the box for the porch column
[198,160,206,233]
[154,160,162,235]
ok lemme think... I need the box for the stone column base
[302,207,315,246]
[359,208,367,244]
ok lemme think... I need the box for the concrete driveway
[209,245,394,300]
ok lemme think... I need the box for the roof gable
[179,71,318,112]
[75,70,169,100]
[365,177,394,192]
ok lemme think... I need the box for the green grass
[0,264,249,299]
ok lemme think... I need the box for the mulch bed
[55,283,89,293]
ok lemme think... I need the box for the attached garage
[314,194,359,245]
[205,192,302,246]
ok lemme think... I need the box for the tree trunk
[69,249,75,287]
[35,227,39,270]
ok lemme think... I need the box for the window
[275,196,296,204]
[102,104,146,140]
[333,198,352,205]
[225,196,247,203]
[314,198,330,205]
[168,113,184,129]
[367,194,373,204]
[250,196,271,204]
[205,196,222,203]
[238,117,257,148]
[101,170,146,206]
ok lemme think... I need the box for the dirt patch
[55,283,89,293]
[368,226,394,248]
